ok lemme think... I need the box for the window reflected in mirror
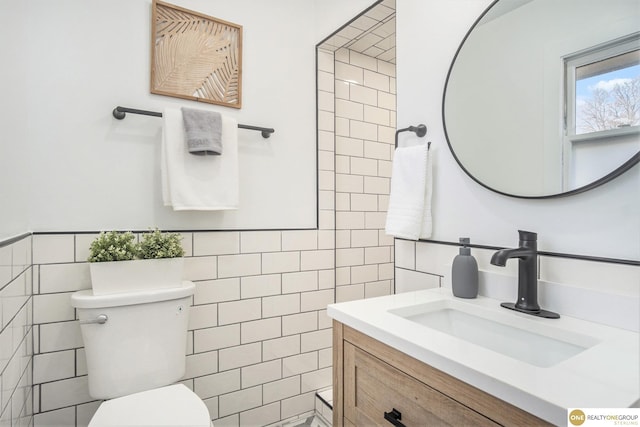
[566,36,640,136]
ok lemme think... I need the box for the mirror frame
[442,0,640,199]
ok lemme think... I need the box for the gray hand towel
[181,107,223,155]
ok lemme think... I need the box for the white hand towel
[161,107,239,210]
[420,150,433,239]
[385,144,433,240]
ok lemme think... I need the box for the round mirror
[443,0,640,198]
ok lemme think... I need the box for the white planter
[89,258,184,295]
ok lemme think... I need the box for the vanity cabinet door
[343,342,498,426]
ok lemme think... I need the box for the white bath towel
[161,107,239,210]
[385,144,432,240]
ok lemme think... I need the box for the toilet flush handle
[79,314,108,325]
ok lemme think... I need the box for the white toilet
[71,281,212,426]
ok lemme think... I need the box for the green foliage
[87,229,184,262]
[88,231,137,262]
[137,229,185,259]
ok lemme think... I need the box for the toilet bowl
[71,281,212,426]
[89,384,211,427]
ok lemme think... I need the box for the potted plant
[88,229,185,295]
[88,230,138,263]
[137,228,185,260]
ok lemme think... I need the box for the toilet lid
[89,384,211,427]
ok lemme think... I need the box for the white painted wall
[0,0,377,235]
[397,0,640,261]
[7,0,636,261]
[0,1,30,239]
[0,0,372,235]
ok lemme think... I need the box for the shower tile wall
[0,235,33,427]
[30,231,334,427]
[319,47,397,303]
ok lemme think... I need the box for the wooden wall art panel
[151,0,243,109]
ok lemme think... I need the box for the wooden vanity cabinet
[333,320,552,427]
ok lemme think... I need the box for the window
[565,35,640,138]
[562,34,640,191]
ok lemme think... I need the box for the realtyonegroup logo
[568,408,640,426]
[570,409,586,426]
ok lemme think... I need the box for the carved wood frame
[150,0,243,109]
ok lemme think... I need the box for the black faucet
[490,230,559,319]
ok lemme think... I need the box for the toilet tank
[71,281,195,400]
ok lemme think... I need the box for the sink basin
[389,300,600,368]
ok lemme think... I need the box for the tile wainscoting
[0,234,33,427]
[29,230,336,426]
[2,231,638,427]
[394,239,640,331]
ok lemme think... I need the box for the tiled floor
[271,388,333,427]
[280,413,330,427]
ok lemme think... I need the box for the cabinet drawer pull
[384,408,406,427]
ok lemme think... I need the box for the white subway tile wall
[0,235,33,427]
[3,222,636,427]
[332,48,396,303]
[27,231,344,426]
[394,240,639,309]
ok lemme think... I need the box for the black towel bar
[112,106,275,139]
[394,124,429,149]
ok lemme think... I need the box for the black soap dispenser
[451,238,479,298]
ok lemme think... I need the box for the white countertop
[327,288,640,426]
